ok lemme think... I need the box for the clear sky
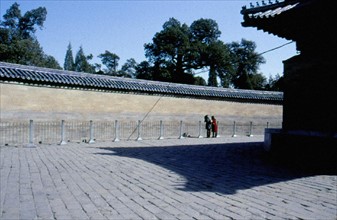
[0,0,297,80]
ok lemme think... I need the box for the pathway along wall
[0,83,282,124]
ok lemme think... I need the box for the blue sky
[1,0,297,79]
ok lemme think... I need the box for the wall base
[264,129,337,173]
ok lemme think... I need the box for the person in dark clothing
[211,115,218,138]
[204,115,212,138]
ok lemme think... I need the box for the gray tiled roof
[241,0,301,19]
[0,62,283,104]
[242,1,299,19]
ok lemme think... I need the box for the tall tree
[98,50,120,75]
[0,3,61,69]
[189,18,221,44]
[144,18,266,89]
[194,76,207,86]
[119,58,137,78]
[43,54,61,70]
[74,46,94,73]
[144,17,230,86]
[135,61,154,80]
[64,43,75,71]
[144,18,193,84]
[205,41,231,87]
[226,39,265,89]
[265,74,284,91]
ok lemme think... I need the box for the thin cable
[126,85,169,140]
[127,41,294,139]
[258,41,294,55]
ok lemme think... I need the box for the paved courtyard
[1,136,336,219]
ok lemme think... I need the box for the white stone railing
[0,120,282,147]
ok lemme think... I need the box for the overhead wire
[127,40,294,140]
[258,41,294,55]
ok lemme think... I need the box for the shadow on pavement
[97,141,335,195]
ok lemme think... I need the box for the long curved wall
[1,83,282,124]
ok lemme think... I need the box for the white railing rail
[0,120,282,147]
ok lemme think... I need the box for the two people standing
[204,115,218,138]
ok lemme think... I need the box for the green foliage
[74,46,95,73]
[142,19,274,90]
[226,39,266,89]
[265,74,284,91]
[205,41,231,87]
[42,54,61,70]
[64,43,75,71]
[194,76,207,86]
[98,50,120,75]
[135,61,154,80]
[119,58,137,78]
[144,17,233,86]
[190,18,221,44]
[1,3,278,91]
[0,3,61,69]
[145,18,192,83]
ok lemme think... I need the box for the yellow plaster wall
[0,83,282,123]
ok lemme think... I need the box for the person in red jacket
[211,116,218,138]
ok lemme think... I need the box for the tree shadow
[97,141,336,195]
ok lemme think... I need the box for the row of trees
[0,3,283,91]
[63,44,138,78]
[142,18,270,89]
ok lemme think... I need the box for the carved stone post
[179,121,184,139]
[25,120,36,148]
[248,121,253,137]
[136,120,142,141]
[232,121,237,137]
[88,120,95,144]
[113,120,120,142]
[158,120,164,140]
[198,121,203,138]
[59,120,67,145]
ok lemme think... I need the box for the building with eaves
[241,0,336,160]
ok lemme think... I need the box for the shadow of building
[98,142,335,195]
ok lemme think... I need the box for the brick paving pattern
[1,136,336,219]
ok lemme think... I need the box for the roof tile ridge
[0,61,283,96]
[241,0,300,14]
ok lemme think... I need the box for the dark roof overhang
[240,0,336,52]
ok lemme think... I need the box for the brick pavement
[0,136,336,219]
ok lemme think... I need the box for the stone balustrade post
[136,120,142,141]
[248,121,253,137]
[179,121,184,139]
[198,121,203,138]
[232,121,237,137]
[88,120,95,144]
[158,120,164,140]
[59,120,67,145]
[113,120,120,142]
[25,119,36,148]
